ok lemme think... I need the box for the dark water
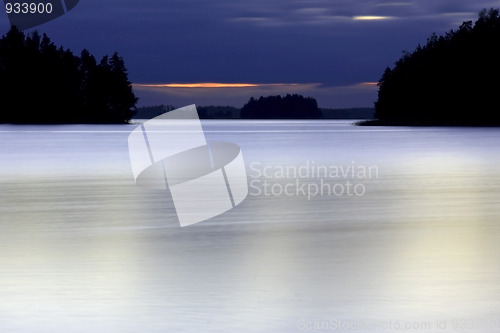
[1,121,500,332]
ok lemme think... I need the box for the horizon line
[132,82,377,88]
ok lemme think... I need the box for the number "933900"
[5,2,53,14]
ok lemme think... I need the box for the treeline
[240,94,320,119]
[198,106,240,119]
[374,8,500,125]
[133,105,240,119]
[132,105,177,119]
[134,97,374,120]
[0,26,137,124]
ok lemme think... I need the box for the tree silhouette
[240,94,321,119]
[0,26,137,124]
[375,8,500,125]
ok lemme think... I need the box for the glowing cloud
[352,15,393,20]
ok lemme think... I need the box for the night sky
[1,0,498,107]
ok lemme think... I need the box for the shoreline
[356,119,500,127]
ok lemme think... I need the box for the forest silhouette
[372,8,500,126]
[240,94,321,119]
[0,26,137,124]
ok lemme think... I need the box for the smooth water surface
[1,120,500,332]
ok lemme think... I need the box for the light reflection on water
[1,121,500,332]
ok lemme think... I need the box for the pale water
[1,121,500,332]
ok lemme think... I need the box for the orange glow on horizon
[133,83,261,88]
[132,82,376,89]
[353,16,393,21]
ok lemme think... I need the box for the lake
[1,120,500,332]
